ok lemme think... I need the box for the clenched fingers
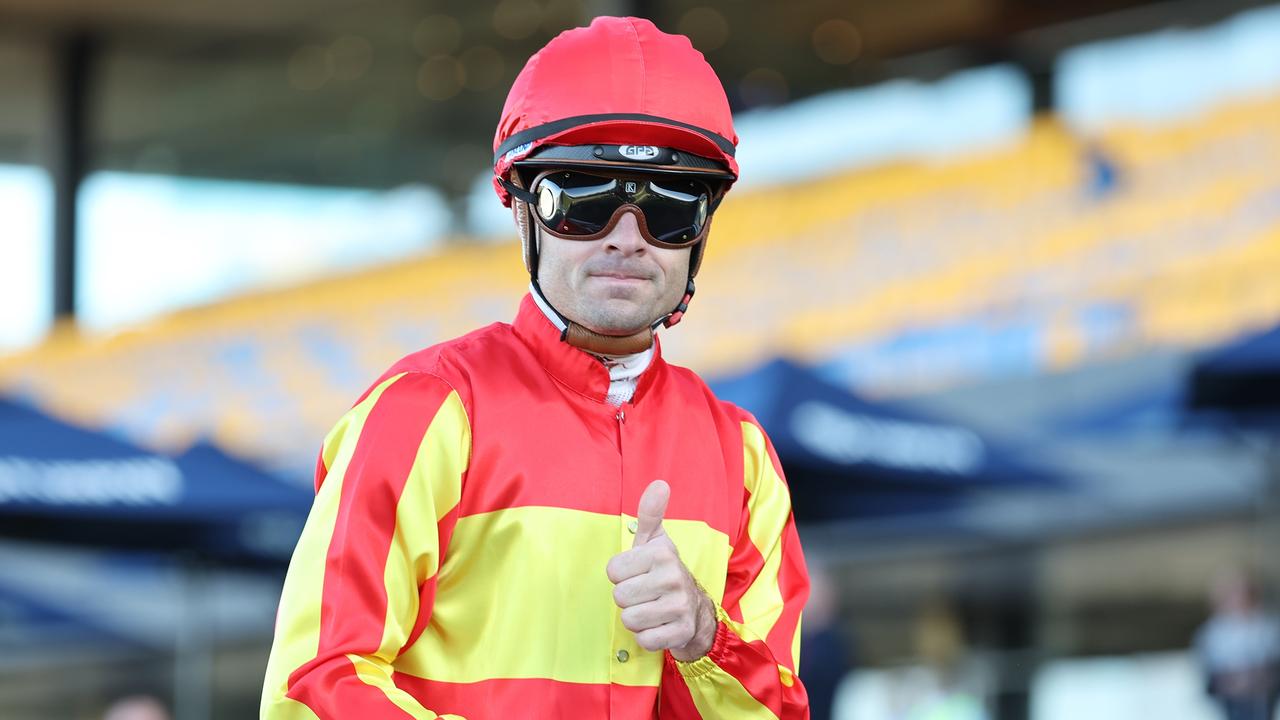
[621,598,677,633]
[634,620,698,653]
[605,542,674,584]
[611,574,662,609]
[619,594,694,634]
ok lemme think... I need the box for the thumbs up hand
[606,480,717,662]
[632,477,670,547]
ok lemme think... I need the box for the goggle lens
[532,171,712,247]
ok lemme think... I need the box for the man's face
[535,209,692,338]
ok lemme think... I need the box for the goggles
[507,169,717,249]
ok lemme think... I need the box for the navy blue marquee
[1188,324,1280,418]
[0,397,310,564]
[709,358,1061,524]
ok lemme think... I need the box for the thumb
[633,480,670,547]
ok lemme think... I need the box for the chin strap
[563,321,656,355]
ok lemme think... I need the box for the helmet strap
[658,278,695,329]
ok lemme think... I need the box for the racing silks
[261,294,810,719]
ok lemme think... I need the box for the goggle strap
[499,176,539,205]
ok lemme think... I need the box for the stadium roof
[2,0,1270,193]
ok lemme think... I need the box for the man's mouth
[591,272,649,281]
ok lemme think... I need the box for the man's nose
[603,209,647,254]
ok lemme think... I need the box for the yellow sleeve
[260,372,469,719]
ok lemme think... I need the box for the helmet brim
[513,143,735,181]
[493,116,738,206]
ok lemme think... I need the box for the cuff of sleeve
[673,604,732,679]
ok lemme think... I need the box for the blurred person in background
[800,560,853,720]
[101,694,171,720]
[260,16,809,720]
[898,602,989,720]
[1194,568,1280,720]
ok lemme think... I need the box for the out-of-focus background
[3,0,1280,718]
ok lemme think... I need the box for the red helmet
[492,16,739,206]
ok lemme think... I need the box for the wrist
[670,591,716,662]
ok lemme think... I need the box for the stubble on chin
[574,291,655,336]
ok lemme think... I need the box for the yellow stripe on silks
[376,389,469,661]
[395,506,731,685]
[665,518,730,604]
[318,401,349,478]
[259,373,406,719]
[258,696,322,720]
[348,655,465,720]
[686,658,783,720]
[735,421,790,641]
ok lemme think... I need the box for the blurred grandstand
[3,1,1280,719]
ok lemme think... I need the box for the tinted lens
[536,172,622,235]
[636,178,709,245]
[561,177,624,235]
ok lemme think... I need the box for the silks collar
[512,293,665,404]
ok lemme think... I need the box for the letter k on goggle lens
[526,170,713,248]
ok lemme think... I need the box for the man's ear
[523,218,541,279]
[509,172,538,276]
[512,197,527,234]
